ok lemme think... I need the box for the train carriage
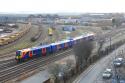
[0,38,10,45]
[61,40,71,49]
[83,34,94,41]
[50,40,72,52]
[32,47,42,57]
[73,36,83,44]
[16,51,21,62]
[51,42,62,51]
[50,43,59,52]
[16,48,31,62]
[50,41,67,52]
[0,40,3,46]
[41,45,52,56]
[16,45,52,62]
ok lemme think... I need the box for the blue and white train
[15,33,95,62]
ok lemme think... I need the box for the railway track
[0,25,125,65]
[0,53,15,59]
[0,59,16,70]
[0,24,47,60]
[1,24,125,82]
[104,28,125,39]
[0,49,73,83]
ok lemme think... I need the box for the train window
[16,51,20,56]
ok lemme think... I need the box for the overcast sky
[0,0,125,13]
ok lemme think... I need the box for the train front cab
[15,51,21,62]
[21,51,31,61]
[16,50,31,62]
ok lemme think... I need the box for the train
[15,33,95,62]
[48,28,53,36]
[30,27,42,42]
[0,23,31,46]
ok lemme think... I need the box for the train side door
[42,48,46,56]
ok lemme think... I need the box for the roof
[82,33,94,38]
[18,48,31,52]
[50,40,70,46]
[73,36,83,40]
[31,45,50,50]
[50,42,61,46]
[61,40,70,43]
[18,45,50,52]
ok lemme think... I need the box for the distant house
[0,29,4,33]
[62,26,76,31]
[55,18,81,24]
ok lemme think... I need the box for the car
[113,58,124,67]
[102,68,112,79]
[116,58,123,62]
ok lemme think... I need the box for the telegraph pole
[110,37,111,51]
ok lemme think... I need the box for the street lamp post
[110,37,111,51]
[113,58,120,83]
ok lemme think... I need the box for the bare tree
[112,17,123,27]
[73,40,94,72]
[96,36,105,56]
[48,59,76,83]
[66,59,75,69]
[48,63,63,83]
[48,64,62,78]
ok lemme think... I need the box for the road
[74,43,125,83]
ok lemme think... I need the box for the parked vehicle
[102,68,112,79]
[113,58,123,67]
